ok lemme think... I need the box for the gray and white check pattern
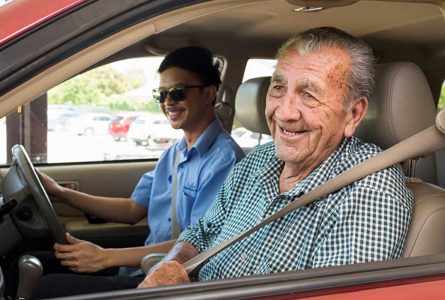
[178,136,414,281]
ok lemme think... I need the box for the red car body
[0,0,86,45]
[108,115,139,141]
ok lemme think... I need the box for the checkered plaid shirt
[177,136,413,281]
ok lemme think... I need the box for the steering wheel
[0,265,4,299]
[11,144,67,244]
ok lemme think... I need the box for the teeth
[283,129,299,136]
[168,110,181,118]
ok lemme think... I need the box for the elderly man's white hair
[277,26,376,109]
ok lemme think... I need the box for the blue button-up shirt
[131,119,245,246]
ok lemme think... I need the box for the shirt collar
[177,118,224,157]
[287,137,350,198]
[258,138,351,199]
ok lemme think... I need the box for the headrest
[235,76,271,135]
[355,62,437,149]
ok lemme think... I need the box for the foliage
[48,65,145,109]
[144,100,161,113]
[107,94,161,113]
[439,84,445,111]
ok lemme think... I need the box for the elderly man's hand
[54,232,107,273]
[138,261,190,288]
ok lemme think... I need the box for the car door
[36,160,152,248]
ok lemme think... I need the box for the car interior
[2,0,445,299]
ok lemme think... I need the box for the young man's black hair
[158,46,221,90]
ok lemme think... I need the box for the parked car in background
[128,115,182,146]
[47,104,79,131]
[108,113,142,141]
[231,127,272,150]
[65,112,113,136]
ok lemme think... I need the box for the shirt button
[240,253,247,260]
[168,218,171,222]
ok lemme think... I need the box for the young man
[12,47,245,299]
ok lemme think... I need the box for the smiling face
[159,67,216,143]
[266,47,367,172]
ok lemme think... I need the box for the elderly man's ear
[344,97,368,138]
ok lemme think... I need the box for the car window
[242,58,276,82]
[0,56,185,165]
[232,58,275,150]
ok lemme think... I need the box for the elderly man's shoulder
[338,136,382,167]
[336,137,404,184]
[342,136,410,197]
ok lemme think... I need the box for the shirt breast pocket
[183,184,197,199]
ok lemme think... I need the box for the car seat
[355,62,445,257]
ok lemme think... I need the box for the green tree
[48,65,144,108]
[439,84,445,111]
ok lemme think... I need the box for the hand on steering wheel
[11,144,67,244]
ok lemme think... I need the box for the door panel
[28,160,154,247]
[64,219,148,248]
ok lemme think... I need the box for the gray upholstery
[355,62,437,149]
[404,181,445,257]
[235,76,271,135]
[355,62,439,185]
[234,62,445,258]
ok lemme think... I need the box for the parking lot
[0,120,169,164]
[0,118,269,164]
[46,130,169,163]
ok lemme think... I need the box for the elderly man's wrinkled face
[266,47,363,167]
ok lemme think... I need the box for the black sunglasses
[152,83,208,103]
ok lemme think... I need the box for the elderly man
[138,27,413,287]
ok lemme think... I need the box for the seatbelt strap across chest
[171,149,182,239]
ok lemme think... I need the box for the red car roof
[0,0,86,45]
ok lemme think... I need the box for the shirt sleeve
[131,171,154,208]
[310,169,413,267]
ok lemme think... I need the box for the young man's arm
[53,234,176,273]
[38,170,147,224]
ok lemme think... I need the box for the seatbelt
[171,149,182,239]
[183,111,445,273]
[140,150,181,275]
